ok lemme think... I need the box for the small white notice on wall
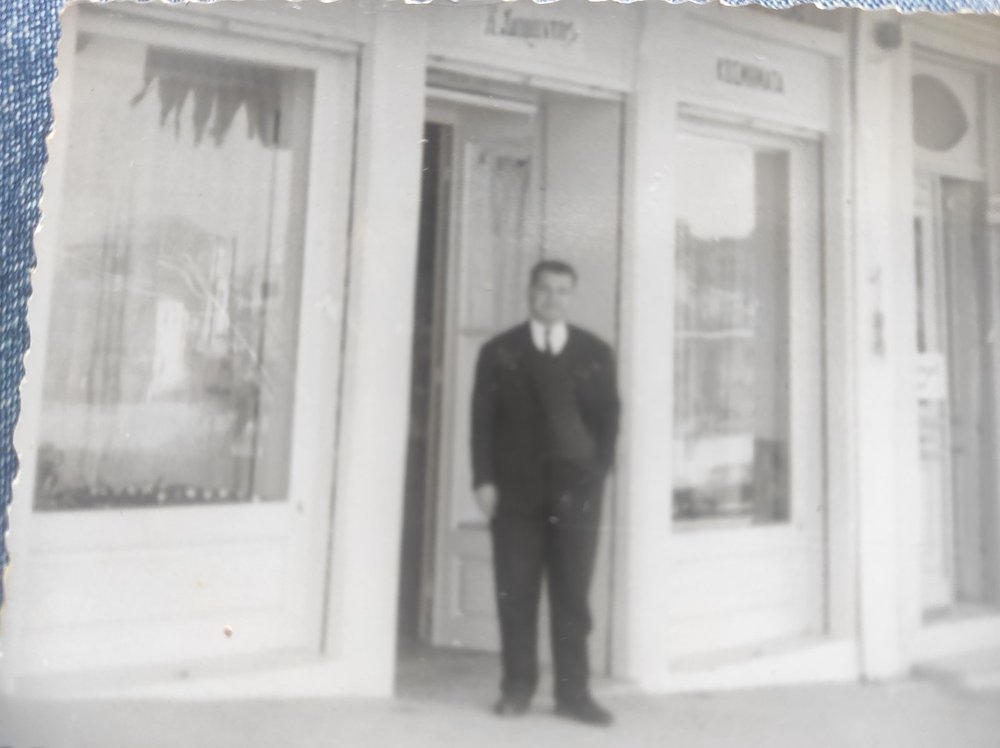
[988,193,1000,225]
[916,352,948,401]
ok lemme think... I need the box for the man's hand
[474,484,499,518]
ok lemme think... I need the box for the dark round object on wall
[912,73,969,152]
[874,21,902,50]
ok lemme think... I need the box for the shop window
[34,34,314,510]
[673,132,791,526]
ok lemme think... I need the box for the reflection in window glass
[673,132,790,526]
[35,35,314,510]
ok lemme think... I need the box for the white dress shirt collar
[529,319,569,355]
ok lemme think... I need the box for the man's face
[528,270,576,325]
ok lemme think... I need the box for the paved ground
[2,678,998,748]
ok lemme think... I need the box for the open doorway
[397,121,452,659]
[395,76,625,702]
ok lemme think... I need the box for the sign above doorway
[483,7,580,47]
[716,58,785,94]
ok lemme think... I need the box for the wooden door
[429,98,541,651]
[914,173,958,610]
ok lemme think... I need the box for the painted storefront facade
[1,0,998,697]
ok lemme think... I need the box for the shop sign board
[676,19,831,132]
[716,58,785,94]
[426,3,635,90]
[483,6,581,47]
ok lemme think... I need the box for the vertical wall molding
[325,7,428,695]
[851,11,918,680]
[613,2,678,686]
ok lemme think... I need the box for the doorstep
[649,636,860,693]
[8,650,376,701]
[914,649,1000,692]
[912,609,1000,662]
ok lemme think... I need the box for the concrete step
[915,650,1000,692]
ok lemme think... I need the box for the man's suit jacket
[471,321,620,515]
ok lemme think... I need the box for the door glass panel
[673,131,792,526]
[460,141,534,332]
[941,178,991,602]
[35,34,314,510]
[443,105,540,527]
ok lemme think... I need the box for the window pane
[673,132,790,526]
[35,35,314,510]
[462,142,534,331]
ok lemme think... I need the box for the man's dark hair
[529,259,578,287]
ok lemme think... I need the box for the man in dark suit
[471,259,620,726]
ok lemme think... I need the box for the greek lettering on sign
[484,7,580,46]
[716,58,785,94]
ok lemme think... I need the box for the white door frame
[2,2,357,684]
[911,42,999,613]
[616,5,854,688]
[666,114,828,657]
[426,91,540,651]
[422,80,624,675]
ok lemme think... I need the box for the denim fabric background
[0,0,998,608]
[1,0,64,608]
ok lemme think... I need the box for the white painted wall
[324,7,428,696]
[543,94,623,343]
[851,11,918,680]
[613,2,678,687]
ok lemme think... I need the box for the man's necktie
[545,327,555,356]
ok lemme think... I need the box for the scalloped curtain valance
[130,46,283,147]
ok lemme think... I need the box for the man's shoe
[493,695,530,717]
[555,696,614,726]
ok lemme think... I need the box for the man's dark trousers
[491,461,604,705]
